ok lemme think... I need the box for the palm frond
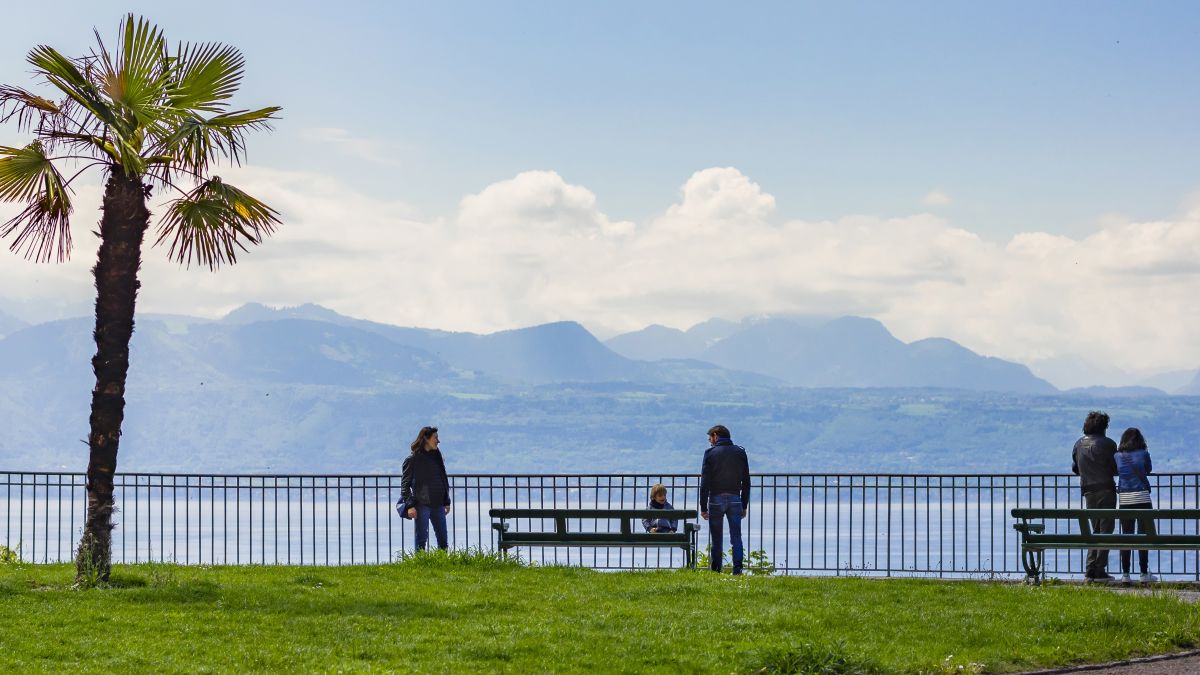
[0,142,73,262]
[167,42,245,113]
[154,177,280,268]
[27,45,119,131]
[0,85,61,130]
[103,15,171,128]
[0,142,57,201]
[42,131,118,161]
[155,106,280,176]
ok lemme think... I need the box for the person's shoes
[1140,573,1159,583]
[732,569,743,576]
[1120,573,1132,583]
[1087,574,1118,584]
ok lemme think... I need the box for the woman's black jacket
[401,449,451,510]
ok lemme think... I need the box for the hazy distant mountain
[1064,385,1168,398]
[220,301,345,325]
[1178,371,1200,396]
[605,325,704,361]
[214,304,649,384]
[0,308,26,338]
[1138,369,1199,394]
[610,315,1055,394]
[605,318,748,361]
[1031,355,1198,393]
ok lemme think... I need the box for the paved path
[1023,651,1200,674]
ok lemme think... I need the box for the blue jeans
[707,494,744,574]
[414,504,448,550]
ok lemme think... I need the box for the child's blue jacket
[641,499,679,532]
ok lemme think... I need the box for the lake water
[4,480,1198,579]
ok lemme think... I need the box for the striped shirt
[1119,490,1152,506]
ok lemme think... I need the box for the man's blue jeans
[707,494,744,574]
[414,504,448,551]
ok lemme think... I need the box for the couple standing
[1072,411,1158,584]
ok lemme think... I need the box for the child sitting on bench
[642,483,679,533]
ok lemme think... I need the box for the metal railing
[2,471,1198,579]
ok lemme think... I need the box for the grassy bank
[1,553,1197,673]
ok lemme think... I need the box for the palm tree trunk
[75,170,149,584]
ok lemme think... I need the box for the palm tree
[0,15,281,582]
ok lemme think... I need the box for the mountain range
[606,315,1060,393]
[3,302,1200,474]
[4,301,1197,394]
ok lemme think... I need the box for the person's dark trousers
[707,494,744,574]
[1119,500,1153,575]
[1084,489,1116,577]
[414,504,449,550]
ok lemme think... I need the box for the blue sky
[2,2,1200,379]
[5,1,1197,233]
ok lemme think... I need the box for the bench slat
[490,508,698,519]
[499,533,691,545]
[490,508,700,568]
[1012,508,1200,519]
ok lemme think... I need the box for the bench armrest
[1013,523,1045,534]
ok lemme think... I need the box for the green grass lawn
[1,552,1198,673]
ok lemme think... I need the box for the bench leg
[1021,548,1043,585]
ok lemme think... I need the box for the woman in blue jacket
[1116,427,1157,583]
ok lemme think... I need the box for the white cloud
[3,165,1199,373]
[923,189,952,206]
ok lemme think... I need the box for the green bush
[0,544,19,565]
[697,546,776,575]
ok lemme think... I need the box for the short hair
[1118,427,1147,452]
[649,483,667,500]
[410,426,439,453]
[1082,411,1109,435]
[707,424,731,439]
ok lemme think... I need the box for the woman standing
[1116,427,1157,583]
[401,426,451,551]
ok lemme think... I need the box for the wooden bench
[1011,507,1200,584]
[489,508,699,569]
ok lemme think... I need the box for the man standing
[1072,411,1119,583]
[699,424,751,575]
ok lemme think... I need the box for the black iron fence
[2,472,1198,579]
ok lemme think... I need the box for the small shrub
[742,641,884,674]
[0,543,19,564]
[697,546,776,575]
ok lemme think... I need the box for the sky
[1,2,1199,379]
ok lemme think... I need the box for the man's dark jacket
[401,449,451,509]
[699,438,751,510]
[1071,434,1117,494]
